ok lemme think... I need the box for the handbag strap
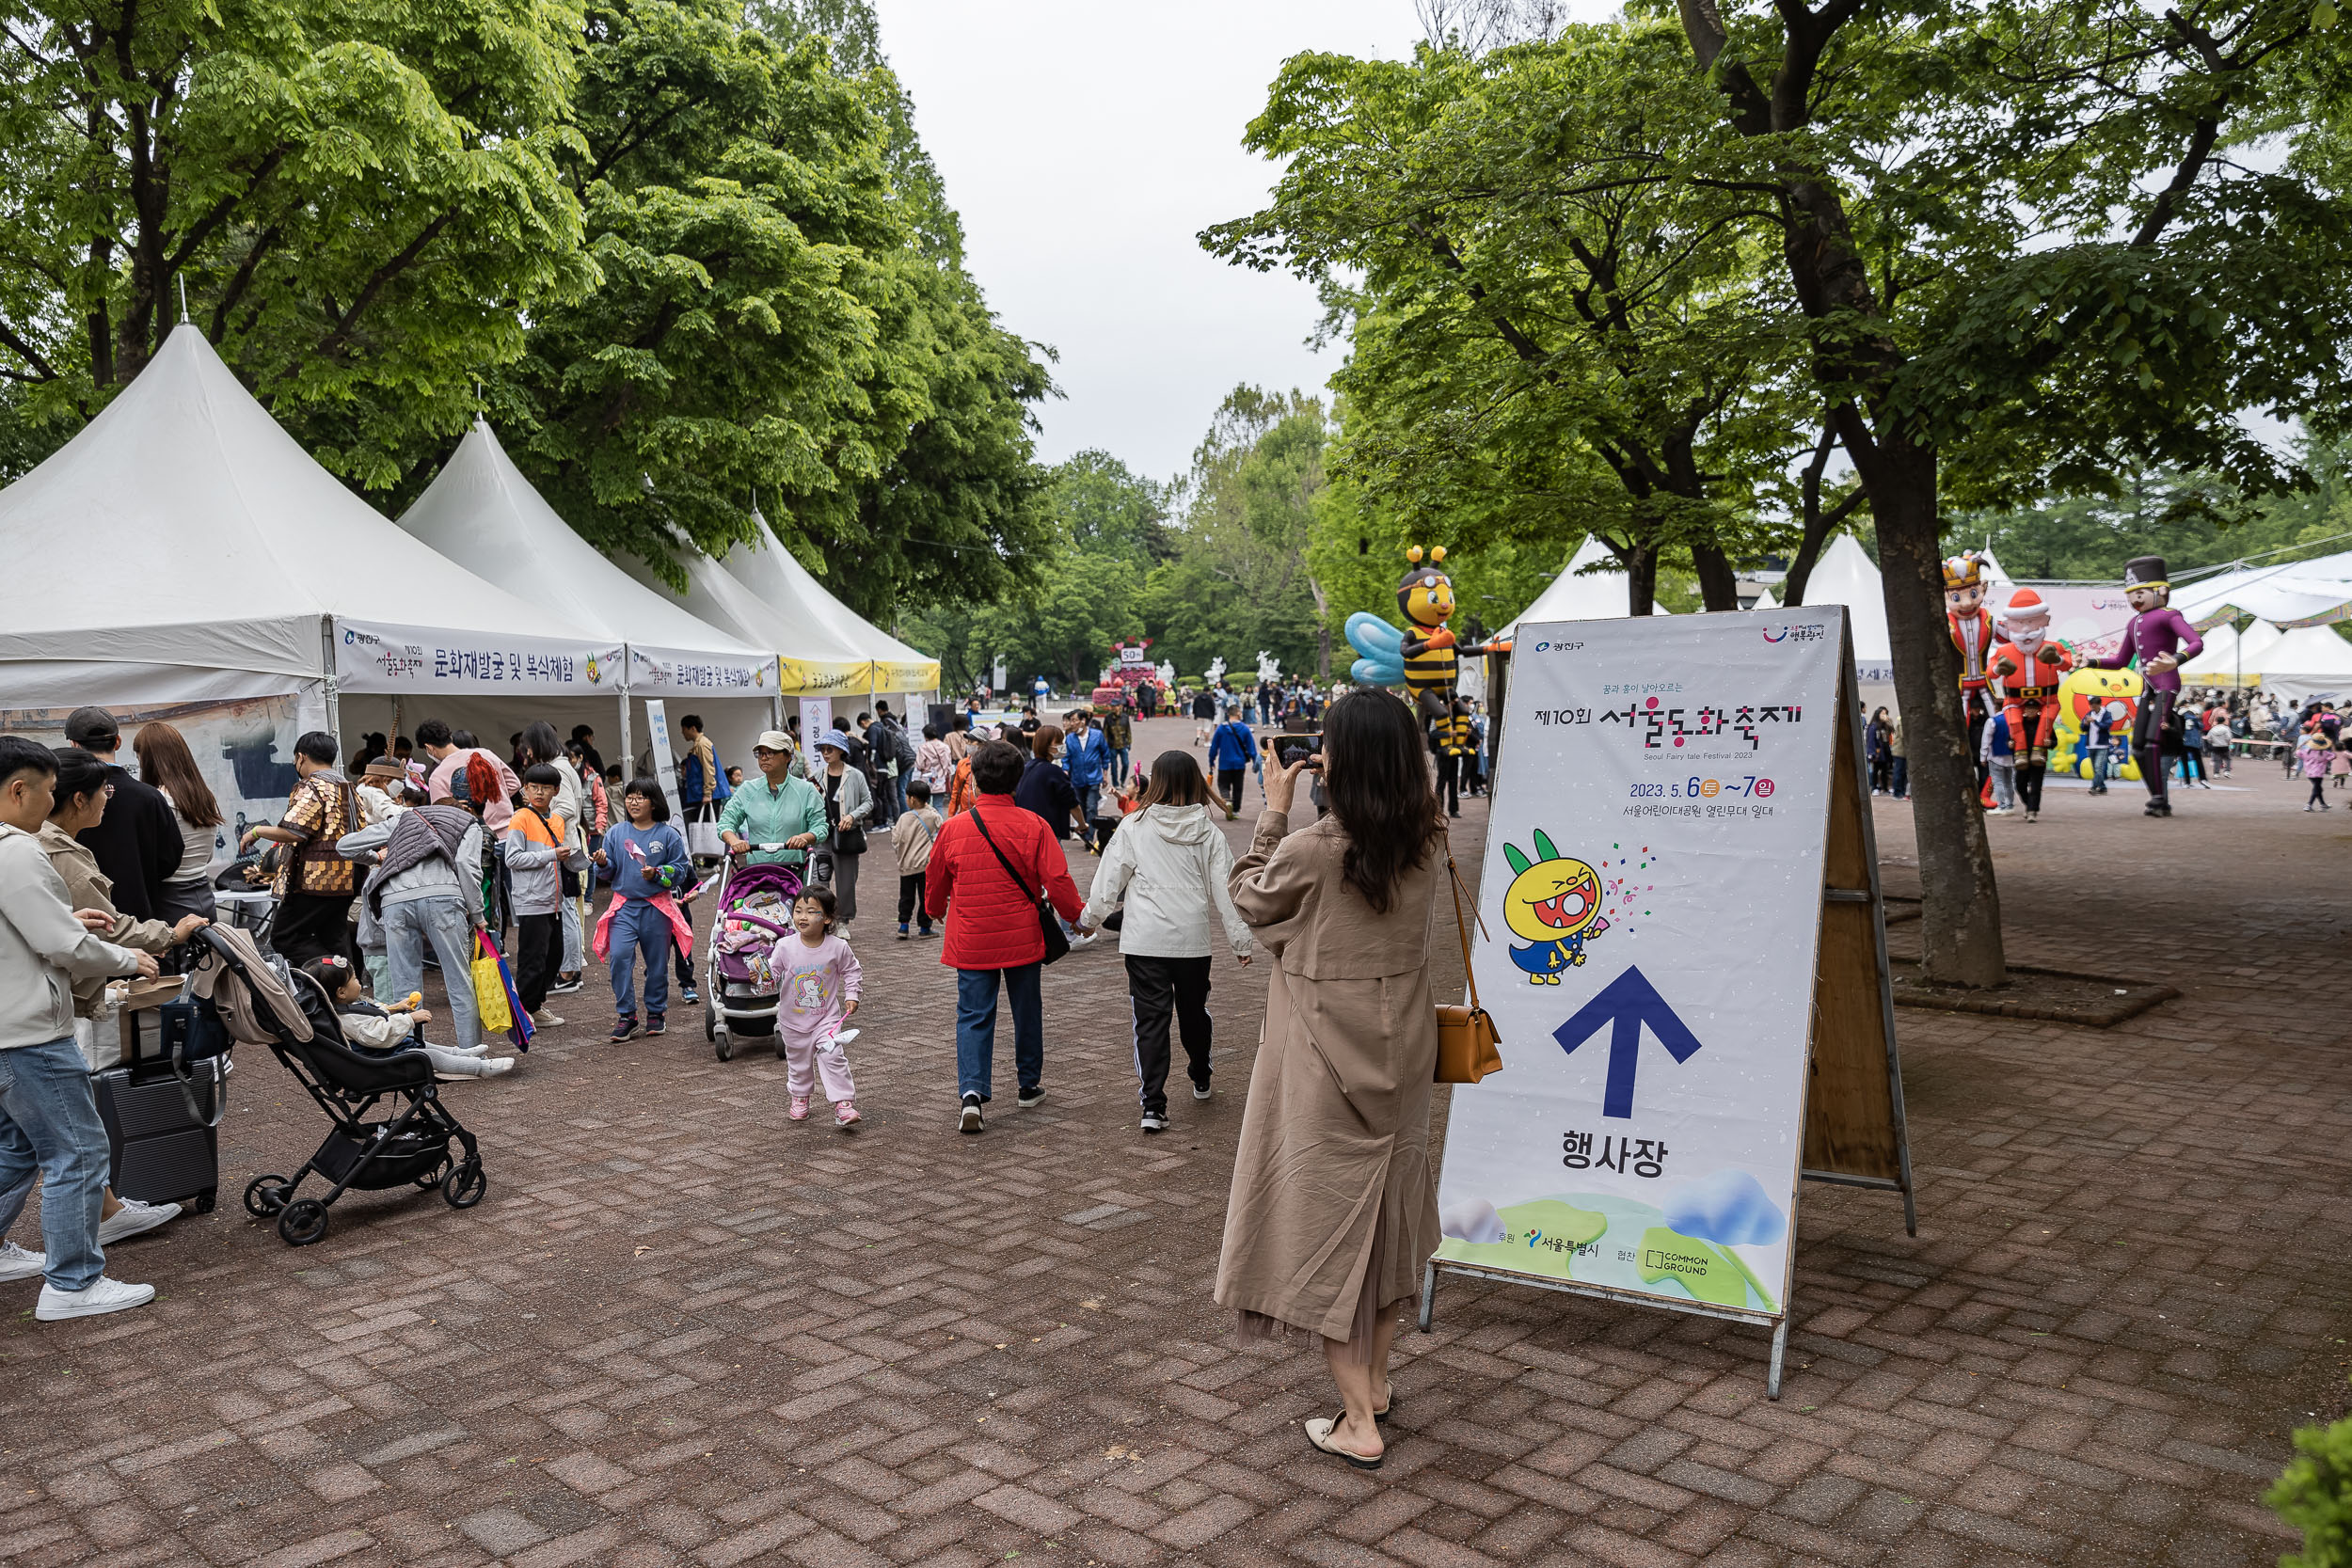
[1446,849,1491,1015]
[968,809,1045,906]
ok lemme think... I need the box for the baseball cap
[753,730,794,752]
[63,705,120,749]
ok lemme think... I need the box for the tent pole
[321,615,342,748]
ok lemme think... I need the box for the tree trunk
[1690,542,1740,611]
[1605,538,1660,615]
[1840,422,2005,986]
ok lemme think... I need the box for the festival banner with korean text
[643,700,681,809]
[334,619,622,697]
[1435,609,1849,1323]
[627,644,774,696]
[800,697,834,758]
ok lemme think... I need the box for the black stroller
[186,926,486,1247]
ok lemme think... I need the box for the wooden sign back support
[1798,640,1917,1235]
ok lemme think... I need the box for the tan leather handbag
[1435,850,1503,1084]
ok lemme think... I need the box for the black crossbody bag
[968,808,1068,967]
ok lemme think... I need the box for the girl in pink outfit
[772,885,863,1127]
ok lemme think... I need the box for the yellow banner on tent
[874,658,941,691]
[777,657,875,696]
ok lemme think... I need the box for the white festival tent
[385,419,785,782]
[1793,533,1895,685]
[0,324,618,848]
[1497,535,1670,637]
[2236,617,2284,665]
[2242,625,2352,702]
[622,514,941,760]
[725,511,941,700]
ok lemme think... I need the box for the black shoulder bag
[969,808,1069,966]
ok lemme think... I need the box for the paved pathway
[3,719,2346,1568]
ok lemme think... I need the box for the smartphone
[1269,733,1323,769]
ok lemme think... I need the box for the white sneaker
[35,1276,155,1320]
[97,1199,181,1246]
[1068,932,1098,951]
[532,1013,564,1029]
[1193,1081,1213,1101]
[479,1057,516,1077]
[0,1240,46,1282]
[452,1042,492,1056]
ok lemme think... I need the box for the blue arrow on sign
[1552,965,1706,1119]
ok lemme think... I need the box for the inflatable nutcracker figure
[1944,551,1997,789]
[2088,555,2203,817]
[1989,586,2075,822]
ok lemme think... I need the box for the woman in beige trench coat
[1216,689,1443,1469]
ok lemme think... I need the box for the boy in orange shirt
[503,764,573,1026]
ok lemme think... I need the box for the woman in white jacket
[1079,752,1253,1132]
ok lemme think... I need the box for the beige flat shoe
[1305,1414,1383,1470]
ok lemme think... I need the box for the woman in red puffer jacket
[924,740,1084,1134]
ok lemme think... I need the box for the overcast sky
[872,1,1428,484]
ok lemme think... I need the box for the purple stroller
[703,857,803,1061]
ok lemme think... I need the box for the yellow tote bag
[470,933,513,1035]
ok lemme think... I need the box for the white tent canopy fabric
[1499,536,1667,636]
[2175,549,2352,629]
[718,513,940,693]
[397,420,774,692]
[1792,534,1893,681]
[0,324,602,707]
[621,542,875,698]
[2245,625,2352,702]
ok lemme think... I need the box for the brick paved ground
[3,717,2347,1568]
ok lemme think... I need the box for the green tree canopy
[0,0,591,484]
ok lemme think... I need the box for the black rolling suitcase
[93,992,230,1214]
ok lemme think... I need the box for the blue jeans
[1111,746,1131,785]
[2088,747,2112,789]
[956,964,1041,1101]
[609,898,672,1018]
[0,1037,111,1290]
[382,895,482,1049]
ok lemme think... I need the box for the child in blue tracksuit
[592,777,692,1040]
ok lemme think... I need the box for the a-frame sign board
[1422,610,1914,1398]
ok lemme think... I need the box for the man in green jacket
[718,731,828,867]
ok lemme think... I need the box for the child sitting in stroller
[296,956,515,1080]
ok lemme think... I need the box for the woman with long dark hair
[1216,689,1444,1470]
[133,721,224,924]
[1079,750,1254,1133]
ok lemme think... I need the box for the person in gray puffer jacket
[0,736,158,1322]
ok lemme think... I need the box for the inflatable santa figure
[1989,587,2075,822]
[1944,551,1997,789]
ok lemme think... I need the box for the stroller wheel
[774,1035,787,1060]
[704,1003,717,1041]
[714,1028,733,1062]
[278,1198,329,1246]
[444,1159,487,1210]
[245,1174,290,1218]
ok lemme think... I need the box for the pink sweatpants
[778,1025,856,1103]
